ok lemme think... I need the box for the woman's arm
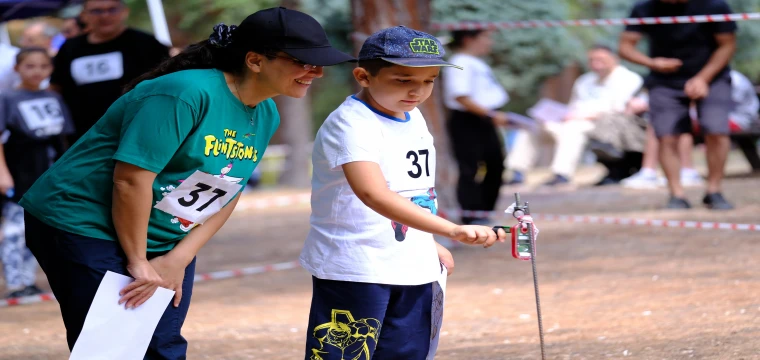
[165,192,241,266]
[113,161,164,308]
[149,192,242,307]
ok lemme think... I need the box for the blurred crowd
[442,0,758,225]
[0,0,758,299]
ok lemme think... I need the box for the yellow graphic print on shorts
[310,309,381,360]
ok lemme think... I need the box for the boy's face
[354,64,440,116]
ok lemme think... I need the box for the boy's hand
[449,225,504,248]
[435,242,455,276]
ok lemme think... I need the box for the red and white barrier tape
[0,261,301,308]
[236,193,760,231]
[439,209,760,232]
[192,260,300,283]
[431,13,760,31]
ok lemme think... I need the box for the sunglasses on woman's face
[267,54,317,71]
[86,5,123,16]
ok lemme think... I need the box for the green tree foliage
[123,0,278,43]
[432,0,582,111]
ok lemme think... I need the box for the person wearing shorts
[300,26,508,360]
[619,0,738,210]
[20,7,354,359]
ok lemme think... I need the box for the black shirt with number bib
[51,29,169,143]
[0,89,74,202]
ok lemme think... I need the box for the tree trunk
[275,0,314,188]
[351,0,459,242]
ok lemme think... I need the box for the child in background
[0,47,74,298]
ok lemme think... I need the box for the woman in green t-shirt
[19,7,354,358]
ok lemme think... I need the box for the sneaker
[703,193,734,210]
[680,168,705,187]
[5,285,43,299]
[621,169,664,189]
[666,196,691,209]
[542,174,570,187]
[594,176,619,186]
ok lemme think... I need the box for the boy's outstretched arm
[342,161,507,248]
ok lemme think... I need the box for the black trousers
[447,110,505,223]
[24,213,195,359]
[598,151,644,182]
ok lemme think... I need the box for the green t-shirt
[20,69,280,252]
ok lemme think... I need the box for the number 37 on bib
[154,170,243,229]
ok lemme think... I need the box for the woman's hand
[119,259,163,309]
[149,255,187,307]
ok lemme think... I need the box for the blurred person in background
[443,29,508,225]
[51,0,169,145]
[506,45,642,187]
[619,0,737,210]
[61,17,89,40]
[0,42,19,93]
[0,48,74,299]
[622,70,759,189]
[19,21,59,56]
[620,91,704,189]
[50,16,89,53]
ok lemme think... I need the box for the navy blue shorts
[304,276,436,360]
[24,212,195,360]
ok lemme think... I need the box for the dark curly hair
[123,24,275,93]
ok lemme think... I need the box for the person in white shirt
[442,29,509,225]
[507,45,643,186]
[0,43,20,92]
[300,26,508,360]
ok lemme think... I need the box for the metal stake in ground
[523,200,546,360]
[494,193,546,359]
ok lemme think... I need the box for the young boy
[300,26,508,360]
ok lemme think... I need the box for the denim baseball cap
[358,26,462,69]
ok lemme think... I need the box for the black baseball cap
[235,7,356,66]
[358,26,462,69]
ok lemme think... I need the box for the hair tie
[209,23,237,48]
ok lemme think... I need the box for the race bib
[154,170,243,225]
[70,52,124,85]
[385,134,436,193]
[17,98,65,137]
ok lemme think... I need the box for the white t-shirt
[443,53,509,111]
[567,65,643,119]
[300,95,441,286]
[0,43,20,93]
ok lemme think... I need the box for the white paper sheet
[70,271,175,360]
[506,112,540,132]
[427,264,447,360]
[527,98,569,123]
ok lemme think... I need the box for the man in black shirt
[619,0,737,210]
[51,0,169,144]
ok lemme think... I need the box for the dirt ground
[1,161,759,359]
